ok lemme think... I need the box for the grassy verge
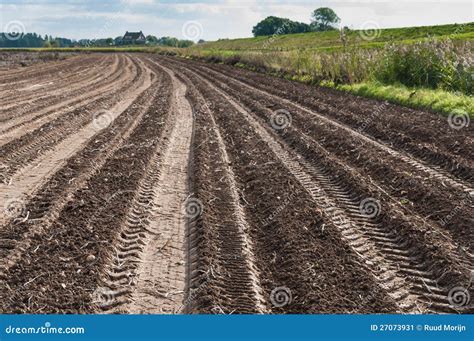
[175,53,473,117]
[336,82,474,117]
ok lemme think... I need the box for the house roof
[123,31,144,40]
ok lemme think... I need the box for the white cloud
[1,0,472,41]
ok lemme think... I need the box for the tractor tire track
[0,56,154,227]
[187,59,474,190]
[159,56,400,313]
[169,58,473,251]
[0,68,162,280]
[165,58,472,314]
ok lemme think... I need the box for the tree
[252,16,310,37]
[177,39,194,48]
[311,7,340,31]
[146,35,158,45]
[105,37,114,45]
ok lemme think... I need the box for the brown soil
[0,53,471,315]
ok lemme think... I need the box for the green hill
[192,22,474,52]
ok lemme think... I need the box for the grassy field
[179,22,473,116]
[194,22,474,52]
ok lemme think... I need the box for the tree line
[252,7,341,36]
[0,33,197,48]
[0,33,73,48]
[0,7,342,47]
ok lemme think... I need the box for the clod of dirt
[86,254,96,262]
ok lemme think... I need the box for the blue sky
[0,0,472,41]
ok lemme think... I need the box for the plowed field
[0,53,472,314]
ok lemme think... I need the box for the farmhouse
[122,31,146,44]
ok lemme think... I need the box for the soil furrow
[0,55,144,179]
[187,59,474,187]
[159,57,398,314]
[0,55,111,108]
[1,53,471,315]
[170,58,473,251]
[0,56,170,313]
[0,56,153,227]
[0,68,162,279]
[0,54,125,141]
[0,54,86,85]
[163,57,472,313]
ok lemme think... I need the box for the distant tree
[106,37,114,45]
[146,35,158,44]
[177,39,194,48]
[155,36,194,48]
[311,7,340,31]
[43,40,52,48]
[78,39,90,47]
[252,16,311,36]
[157,36,178,47]
[198,39,206,44]
[0,32,74,48]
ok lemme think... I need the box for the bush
[375,39,473,94]
[184,38,473,96]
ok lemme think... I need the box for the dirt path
[118,62,192,313]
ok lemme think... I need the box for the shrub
[375,39,473,94]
